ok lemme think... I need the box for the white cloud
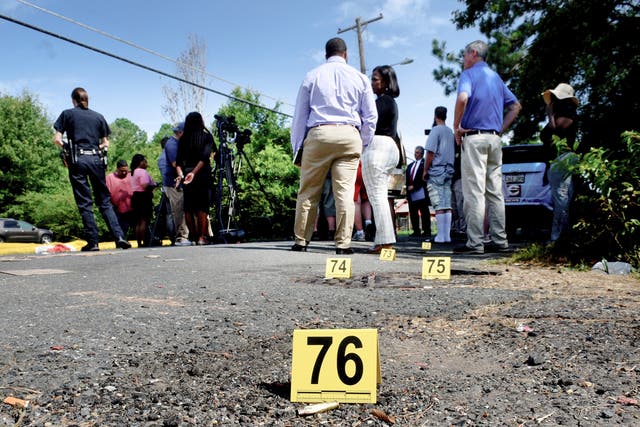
[0,0,19,13]
[336,1,362,23]
[366,32,410,49]
[0,79,33,95]
[311,48,325,64]
[333,0,461,49]
[381,0,430,22]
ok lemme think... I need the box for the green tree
[108,118,149,166]
[150,123,173,148]
[433,0,640,148]
[433,0,640,266]
[108,118,165,183]
[0,91,65,210]
[213,88,297,238]
[0,93,171,242]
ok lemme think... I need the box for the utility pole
[338,13,383,74]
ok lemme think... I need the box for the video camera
[214,114,239,134]
[214,114,252,151]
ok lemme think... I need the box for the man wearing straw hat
[541,83,580,243]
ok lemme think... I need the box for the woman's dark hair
[180,111,210,155]
[372,65,400,98]
[183,111,206,134]
[130,153,146,175]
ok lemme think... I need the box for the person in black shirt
[175,112,216,245]
[540,83,580,242]
[540,83,578,161]
[53,87,131,251]
[361,65,401,254]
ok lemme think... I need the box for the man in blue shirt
[424,106,455,243]
[290,37,377,254]
[453,41,522,254]
[160,123,190,245]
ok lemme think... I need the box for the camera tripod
[212,115,276,243]
[148,188,175,246]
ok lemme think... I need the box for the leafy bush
[0,92,65,208]
[558,131,639,267]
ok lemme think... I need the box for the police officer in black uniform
[53,87,131,251]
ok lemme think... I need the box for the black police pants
[68,154,125,245]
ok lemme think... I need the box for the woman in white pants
[362,65,400,254]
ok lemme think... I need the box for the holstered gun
[100,147,108,168]
[60,142,76,168]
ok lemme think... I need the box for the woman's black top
[374,94,398,139]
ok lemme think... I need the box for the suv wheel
[41,235,53,244]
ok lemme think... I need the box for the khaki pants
[461,133,507,250]
[164,186,189,242]
[294,125,362,249]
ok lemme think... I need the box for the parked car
[501,144,553,240]
[0,218,53,243]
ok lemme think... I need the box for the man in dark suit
[405,146,431,239]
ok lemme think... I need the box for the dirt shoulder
[0,243,638,426]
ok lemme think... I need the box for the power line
[15,0,295,109]
[0,13,292,118]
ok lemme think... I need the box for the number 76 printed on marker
[290,329,380,403]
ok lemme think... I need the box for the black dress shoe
[484,242,510,253]
[116,238,132,249]
[291,243,308,252]
[336,248,354,255]
[453,244,483,255]
[81,243,99,252]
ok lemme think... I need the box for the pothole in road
[295,269,501,289]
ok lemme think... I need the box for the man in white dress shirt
[290,37,378,254]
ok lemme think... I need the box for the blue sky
[0,0,482,156]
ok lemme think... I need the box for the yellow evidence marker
[291,328,380,403]
[421,256,451,280]
[421,241,432,250]
[325,258,352,279]
[379,248,396,261]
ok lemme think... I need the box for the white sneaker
[353,230,365,241]
[175,240,192,246]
